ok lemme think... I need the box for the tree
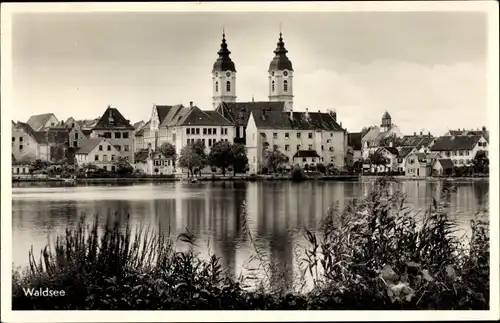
[178,144,207,178]
[114,156,134,175]
[368,151,388,166]
[192,140,208,169]
[208,140,234,176]
[379,134,402,148]
[159,142,177,165]
[473,150,489,174]
[263,148,288,173]
[316,163,326,174]
[231,143,248,176]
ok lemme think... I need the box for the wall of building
[172,125,235,156]
[91,129,135,163]
[433,138,488,167]
[75,140,122,171]
[11,128,39,161]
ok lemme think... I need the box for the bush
[316,163,326,174]
[211,167,217,173]
[261,167,268,175]
[290,165,307,181]
[12,177,489,310]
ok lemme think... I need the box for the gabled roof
[379,147,399,156]
[216,101,285,127]
[347,132,362,150]
[134,149,150,163]
[77,118,100,129]
[93,107,135,130]
[293,150,320,158]
[398,147,415,159]
[161,105,186,127]
[437,159,454,170]
[14,122,37,139]
[133,120,146,131]
[173,106,233,127]
[75,138,105,154]
[26,113,58,131]
[82,129,92,137]
[250,108,344,131]
[430,135,482,151]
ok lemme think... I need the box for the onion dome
[268,32,293,72]
[382,111,391,120]
[212,33,236,73]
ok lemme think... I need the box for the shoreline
[11,174,489,185]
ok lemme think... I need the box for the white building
[134,149,175,175]
[75,138,123,171]
[429,135,488,166]
[361,112,403,159]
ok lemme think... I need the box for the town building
[75,137,122,171]
[134,148,175,175]
[12,155,32,176]
[405,152,441,177]
[245,108,346,173]
[64,117,91,149]
[90,106,136,163]
[292,150,321,168]
[26,113,59,131]
[361,111,403,159]
[445,126,489,142]
[429,135,488,166]
[374,146,400,172]
[432,158,454,177]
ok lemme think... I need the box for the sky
[10,10,489,135]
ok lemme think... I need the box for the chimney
[420,131,423,136]
[428,131,431,137]
[414,132,416,136]
[482,126,486,131]
[189,101,193,108]
[318,110,320,113]
[305,108,309,119]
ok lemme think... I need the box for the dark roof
[161,105,186,127]
[384,147,399,156]
[400,135,434,148]
[75,138,103,154]
[82,129,92,137]
[268,33,293,72]
[212,33,236,73]
[398,147,415,158]
[175,106,233,126]
[155,105,176,124]
[216,101,285,127]
[26,113,57,131]
[347,132,362,150]
[437,159,454,169]
[134,149,150,163]
[293,150,320,158]
[93,107,135,130]
[251,108,344,131]
[430,135,482,151]
[382,111,391,120]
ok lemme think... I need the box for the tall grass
[12,177,489,310]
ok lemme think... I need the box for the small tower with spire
[212,29,237,109]
[381,111,392,132]
[268,29,294,112]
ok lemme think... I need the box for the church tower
[268,32,294,112]
[381,111,392,132]
[212,32,237,109]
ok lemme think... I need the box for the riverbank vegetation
[12,177,489,310]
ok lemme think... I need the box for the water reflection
[12,180,489,287]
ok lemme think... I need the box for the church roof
[212,33,236,73]
[268,33,293,72]
[216,101,285,127]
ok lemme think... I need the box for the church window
[283,80,288,92]
[272,81,275,92]
[226,81,231,92]
[215,81,219,92]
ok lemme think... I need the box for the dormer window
[283,80,288,92]
[226,81,231,92]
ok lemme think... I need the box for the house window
[312,158,316,162]
[459,151,464,156]
[187,139,190,146]
[75,133,79,139]
[208,139,212,146]
[208,128,212,135]
[226,81,231,92]
[123,132,129,139]
[215,81,219,92]
[308,144,313,150]
[186,128,190,135]
[330,157,335,162]
[272,80,275,92]
[202,139,206,146]
[104,132,112,138]
[191,128,195,134]
[308,133,313,139]
[297,133,301,139]
[73,141,78,147]
[111,155,115,161]
[115,132,122,139]
[19,145,23,150]
[285,133,289,139]
[273,133,278,139]
[203,128,207,135]
[321,145,324,150]
[107,145,111,151]
[283,80,288,92]
[196,128,200,135]
[103,155,108,161]
[329,147,334,152]
[124,145,129,151]
[285,145,290,151]
[94,155,99,161]
[297,144,301,150]
[114,145,121,151]
[12,137,15,142]
[103,166,107,171]
[330,133,333,137]
[326,139,331,144]
[223,128,228,135]
[20,137,23,142]
[111,166,116,172]
[213,128,217,135]
[466,151,470,156]
[16,168,20,173]
[99,145,103,151]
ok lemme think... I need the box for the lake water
[12,179,489,290]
